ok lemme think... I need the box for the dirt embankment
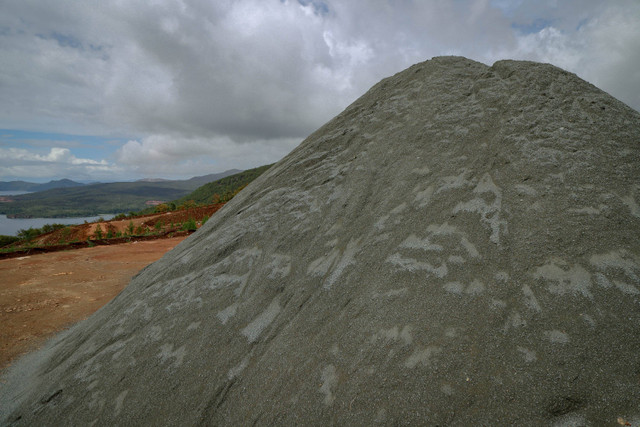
[37,204,224,244]
[0,236,187,371]
[1,204,224,259]
[0,204,227,369]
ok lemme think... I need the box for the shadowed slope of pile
[2,57,639,425]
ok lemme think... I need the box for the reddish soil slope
[36,204,224,246]
[0,236,187,371]
[1,204,224,260]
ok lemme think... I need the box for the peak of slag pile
[2,57,640,425]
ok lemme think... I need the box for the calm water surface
[0,191,32,196]
[0,190,116,236]
[0,214,115,236]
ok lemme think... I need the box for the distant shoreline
[0,214,116,236]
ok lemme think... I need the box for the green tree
[17,227,39,242]
[94,225,103,240]
[182,218,197,231]
[0,235,19,247]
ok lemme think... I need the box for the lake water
[0,214,116,236]
[0,190,32,196]
[0,190,116,235]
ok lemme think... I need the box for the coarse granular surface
[1,57,639,426]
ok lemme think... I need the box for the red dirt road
[0,236,187,371]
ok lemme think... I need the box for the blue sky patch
[297,0,330,16]
[511,18,554,34]
[0,129,128,160]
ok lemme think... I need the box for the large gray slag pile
[2,57,640,425]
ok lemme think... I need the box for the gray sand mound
[2,56,640,425]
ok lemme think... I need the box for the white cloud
[0,0,638,182]
[500,2,640,110]
[0,147,119,181]
[116,134,299,178]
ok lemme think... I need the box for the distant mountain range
[0,170,242,193]
[0,178,85,192]
[0,169,243,218]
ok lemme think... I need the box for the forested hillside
[0,170,241,218]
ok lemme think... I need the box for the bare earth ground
[0,236,186,371]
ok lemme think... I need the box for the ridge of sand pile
[2,57,639,425]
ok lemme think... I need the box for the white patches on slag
[233,274,250,297]
[460,236,480,259]
[320,365,338,405]
[308,248,340,277]
[114,389,129,417]
[391,202,408,215]
[205,273,249,293]
[371,325,413,346]
[386,253,448,278]
[581,313,596,327]
[590,251,639,278]
[522,284,542,312]
[494,271,509,283]
[375,202,409,230]
[387,222,480,281]
[443,279,485,296]
[413,184,435,208]
[412,166,430,176]
[266,254,292,279]
[594,273,612,288]
[443,281,464,294]
[441,384,454,396]
[489,298,507,310]
[621,190,640,218]
[241,298,281,343]
[613,280,640,295]
[325,238,360,289]
[453,173,507,245]
[400,234,443,252]
[147,326,163,342]
[545,330,570,344]
[533,259,592,298]
[448,255,465,264]
[186,321,201,331]
[217,303,239,325]
[503,311,527,332]
[374,216,388,230]
[157,344,186,368]
[568,206,603,215]
[515,183,537,196]
[425,222,480,259]
[435,169,472,194]
[517,346,537,363]
[404,346,442,368]
[308,238,362,289]
[325,238,338,248]
[590,250,640,295]
[372,287,408,298]
[228,354,251,380]
[551,413,588,427]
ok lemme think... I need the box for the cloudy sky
[1,0,638,182]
